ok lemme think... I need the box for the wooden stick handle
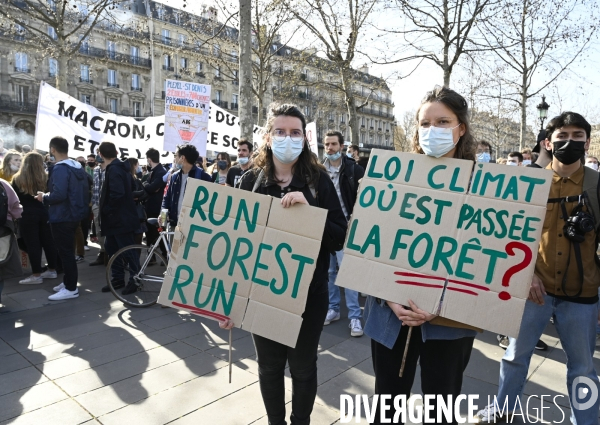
[228,328,233,384]
[399,326,413,377]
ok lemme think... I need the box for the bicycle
[105,218,173,307]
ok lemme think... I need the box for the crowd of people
[0,84,599,424]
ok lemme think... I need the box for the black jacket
[323,156,364,217]
[141,163,167,217]
[100,159,139,237]
[239,169,347,294]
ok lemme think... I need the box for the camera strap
[559,200,584,298]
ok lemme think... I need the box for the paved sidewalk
[0,245,598,424]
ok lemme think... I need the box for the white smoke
[0,125,35,152]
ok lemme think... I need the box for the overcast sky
[158,0,600,127]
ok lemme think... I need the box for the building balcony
[131,86,142,92]
[162,65,174,71]
[213,100,228,109]
[0,99,37,114]
[80,77,93,84]
[230,103,238,110]
[14,66,30,73]
[107,82,120,88]
[78,46,151,67]
[195,72,205,78]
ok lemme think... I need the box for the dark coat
[100,159,139,236]
[42,159,89,223]
[323,156,364,217]
[161,165,212,224]
[239,169,347,294]
[142,163,167,217]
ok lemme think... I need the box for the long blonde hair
[2,150,21,179]
[12,152,47,196]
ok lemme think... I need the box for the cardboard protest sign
[158,179,327,347]
[337,149,552,337]
[34,82,262,162]
[163,80,210,155]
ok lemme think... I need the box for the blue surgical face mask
[326,152,342,161]
[238,157,249,165]
[95,155,103,163]
[175,163,182,170]
[346,152,353,158]
[271,136,303,164]
[477,152,491,163]
[418,124,460,158]
[137,166,142,173]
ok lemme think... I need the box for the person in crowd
[585,155,598,171]
[226,138,253,187]
[133,148,167,256]
[141,165,149,182]
[219,103,347,425]
[98,142,140,295]
[0,177,23,301]
[89,153,107,266]
[476,140,493,163]
[211,152,232,184]
[476,112,600,424]
[161,144,212,226]
[128,157,147,245]
[322,130,365,337]
[21,145,32,154]
[521,148,533,166]
[85,154,96,178]
[347,144,360,163]
[74,156,93,260]
[0,150,22,182]
[496,158,507,165]
[507,151,523,166]
[12,153,58,284]
[35,137,89,301]
[364,86,479,424]
[0,138,7,161]
[529,130,552,169]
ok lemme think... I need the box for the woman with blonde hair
[0,150,22,182]
[12,152,58,284]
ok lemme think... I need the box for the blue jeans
[498,294,599,424]
[328,251,361,319]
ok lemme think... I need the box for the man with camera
[476,112,600,424]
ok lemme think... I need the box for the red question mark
[499,242,532,301]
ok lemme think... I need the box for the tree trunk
[57,44,69,92]
[145,0,155,116]
[519,93,527,151]
[238,0,253,141]
[442,0,450,87]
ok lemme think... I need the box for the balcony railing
[78,46,151,67]
[80,77,93,84]
[131,86,142,92]
[213,100,228,109]
[230,103,238,110]
[107,82,120,88]
[14,66,30,73]
[163,65,174,71]
[0,99,37,114]
[195,72,205,78]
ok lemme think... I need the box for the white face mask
[10,164,20,172]
[522,159,531,166]
[477,152,491,163]
[238,157,249,165]
[507,162,518,166]
[418,125,459,158]
[586,162,599,171]
[271,136,303,164]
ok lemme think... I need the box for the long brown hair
[253,103,323,186]
[12,152,47,196]
[2,150,21,179]
[127,157,139,178]
[412,86,476,161]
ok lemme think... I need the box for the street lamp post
[536,95,550,132]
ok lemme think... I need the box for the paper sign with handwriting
[337,149,552,337]
[157,179,327,347]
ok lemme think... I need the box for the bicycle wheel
[106,244,168,308]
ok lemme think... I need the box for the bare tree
[238,0,253,139]
[283,0,380,145]
[479,0,598,149]
[0,0,129,90]
[394,110,416,152]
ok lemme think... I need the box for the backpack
[0,182,8,228]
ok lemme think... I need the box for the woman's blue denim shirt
[363,296,478,349]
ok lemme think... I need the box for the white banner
[163,80,210,155]
[305,122,318,156]
[34,82,263,163]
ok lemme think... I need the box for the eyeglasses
[272,129,304,143]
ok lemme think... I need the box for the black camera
[563,202,595,243]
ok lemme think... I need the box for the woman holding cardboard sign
[364,86,480,425]
[219,103,347,425]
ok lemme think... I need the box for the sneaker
[324,309,340,325]
[497,335,509,349]
[102,281,125,293]
[349,318,363,337]
[473,403,513,423]
[75,256,85,263]
[19,275,43,285]
[84,245,90,251]
[122,282,138,295]
[535,339,548,350]
[48,288,79,301]
[53,282,65,292]
[39,270,57,279]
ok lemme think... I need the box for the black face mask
[553,140,586,165]
[217,160,228,170]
